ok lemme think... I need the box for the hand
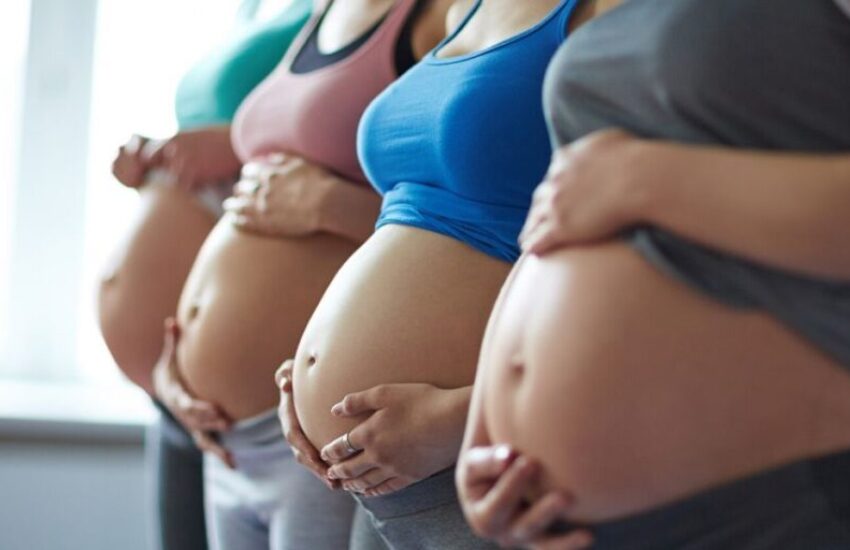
[153,318,235,468]
[145,126,240,190]
[224,154,336,237]
[274,360,338,490]
[457,445,593,550]
[519,129,650,256]
[320,384,471,497]
[111,134,151,188]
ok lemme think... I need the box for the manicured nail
[330,403,343,416]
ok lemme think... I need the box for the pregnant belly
[293,225,512,449]
[483,241,850,522]
[176,218,357,420]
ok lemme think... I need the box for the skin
[98,128,239,394]
[280,0,566,500]
[457,131,850,545]
[156,0,455,457]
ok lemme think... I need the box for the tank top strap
[365,0,422,56]
[554,0,584,41]
[433,0,580,58]
[280,0,419,73]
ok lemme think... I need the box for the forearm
[636,143,850,279]
[319,177,382,243]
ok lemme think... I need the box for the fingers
[176,395,232,432]
[362,477,411,498]
[326,452,375,481]
[519,183,554,248]
[473,456,540,537]
[193,431,235,469]
[330,385,390,417]
[274,359,294,391]
[527,530,594,550]
[341,468,393,494]
[463,445,518,486]
[521,219,561,256]
[276,371,334,488]
[508,492,574,544]
[321,426,366,464]
[223,196,259,217]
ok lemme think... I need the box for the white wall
[0,429,149,550]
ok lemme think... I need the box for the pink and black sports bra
[232,0,422,183]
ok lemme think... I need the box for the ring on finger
[344,431,359,455]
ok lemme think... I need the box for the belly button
[188,303,201,321]
[508,354,526,377]
[306,352,318,368]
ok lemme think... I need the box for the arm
[145,125,241,190]
[638,142,850,280]
[225,155,381,244]
[153,319,235,468]
[521,130,850,280]
[318,173,383,243]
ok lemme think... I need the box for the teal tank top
[174,0,311,130]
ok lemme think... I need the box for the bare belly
[176,218,357,420]
[293,225,512,449]
[98,183,215,393]
[482,241,850,522]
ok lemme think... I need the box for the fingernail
[330,404,343,416]
[494,445,513,462]
[326,470,337,480]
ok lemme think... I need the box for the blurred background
[0,2,243,548]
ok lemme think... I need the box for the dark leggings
[552,453,850,550]
[147,403,208,550]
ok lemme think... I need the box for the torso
[177,0,442,420]
[483,243,850,521]
[294,226,510,447]
[293,0,579,447]
[481,0,850,521]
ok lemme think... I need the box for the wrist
[624,139,682,226]
[316,174,344,234]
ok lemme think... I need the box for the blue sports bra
[358,0,581,262]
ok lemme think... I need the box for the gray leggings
[571,455,850,549]
[351,468,497,550]
[204,410,355,550]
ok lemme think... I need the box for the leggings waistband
[585,456,850,549]
[355,467,459,519]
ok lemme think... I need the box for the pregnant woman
[458,0,850,548]
[99,2,310,548]
[153,0,456,548]
[281,0,586,547]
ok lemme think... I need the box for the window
[1,0,239,390]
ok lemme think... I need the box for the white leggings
[203,410,356,550]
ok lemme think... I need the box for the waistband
[354,467,459,519]
[583,456,850,548]
[218,408,282,449]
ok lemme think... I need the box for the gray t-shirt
[545,0,850,365]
